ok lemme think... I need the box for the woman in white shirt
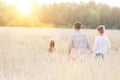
[92,25,111,59]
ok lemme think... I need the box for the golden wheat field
[0,27,120,80]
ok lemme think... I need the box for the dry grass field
[0,27,120,80]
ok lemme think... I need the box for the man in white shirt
[92,25,111,59]
[68,22,90,60]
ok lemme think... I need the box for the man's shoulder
[79,32,88,37]
[81,32,86,35]
[71,31,87,36]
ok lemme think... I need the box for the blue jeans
[96,53,104,59]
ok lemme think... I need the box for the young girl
[48,40,55,53]
[92,25,111,59]
[48,40,55,62]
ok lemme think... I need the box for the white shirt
[93,35,111,54]
[68,30,90,53]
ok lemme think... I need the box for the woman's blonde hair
[97,25,105,34]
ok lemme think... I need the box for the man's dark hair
[74,22,81,30]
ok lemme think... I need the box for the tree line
[0,1,120,29]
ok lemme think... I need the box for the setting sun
[16,0,32,15]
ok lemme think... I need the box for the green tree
[87,10,100,28]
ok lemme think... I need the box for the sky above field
[2,0,120,15]
[2,0,120,7]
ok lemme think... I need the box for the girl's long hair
[49,40,55,53]
[50,40,55,48]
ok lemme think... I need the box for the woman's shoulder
[104,36,110,41]
[94,36,103,42]
[95,36,101,39]
[95,35,110,41]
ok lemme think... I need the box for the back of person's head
[97,25,105,34]
[74,22,81,30]
[50,40,55,48]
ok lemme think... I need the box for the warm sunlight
[16,0,32,15]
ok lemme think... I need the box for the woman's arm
[92,37,99,52]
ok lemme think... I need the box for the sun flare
[16,0,32,15]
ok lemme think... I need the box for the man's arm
[85,35,93,54]
[87,40,91,50]
[85,35,91,51]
